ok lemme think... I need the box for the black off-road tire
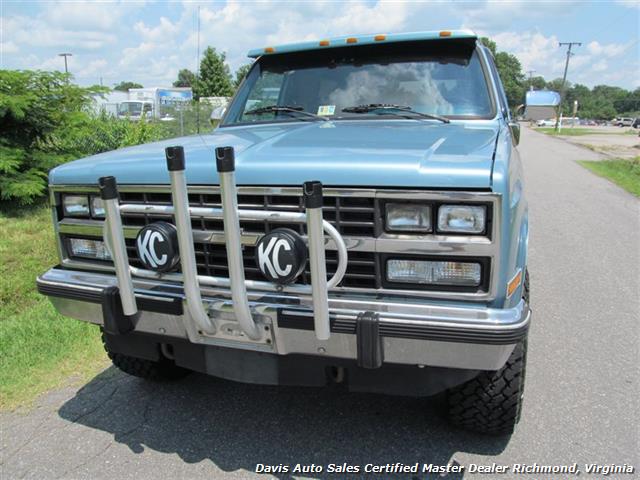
[102,333,190,381]
[446,269,530,435]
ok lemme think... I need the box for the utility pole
[58,53,72,74]
[196,5,201,134]
[527,70,536,91]
[555,42,581,131]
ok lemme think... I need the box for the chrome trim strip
[38,267,529,332]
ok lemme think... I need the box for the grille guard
[99,145,348,342]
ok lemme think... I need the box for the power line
[555,42,582,130]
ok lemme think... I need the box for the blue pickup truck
[37,30,530,435]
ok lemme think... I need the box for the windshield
[224,40,494,125]
[118,102,152,116]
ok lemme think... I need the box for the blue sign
[158,89,193,105]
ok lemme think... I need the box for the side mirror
[509,121,521,146]
[210,106,227,123]
[523,90,561,122]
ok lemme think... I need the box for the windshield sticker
[317,105,336,116]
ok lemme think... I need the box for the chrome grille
[119,190,380,289]
[119,191,376,236]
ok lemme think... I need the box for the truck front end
[38,30,530,435]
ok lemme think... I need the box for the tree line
[480,37,639,119]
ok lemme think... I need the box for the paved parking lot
[1,127,638,479]
[535,125,640,158]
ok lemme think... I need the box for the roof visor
[248,30,477,58]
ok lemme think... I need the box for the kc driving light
[62,195,90,217]
[387,259,481,286]
[438,205,486,234]
[68,238,112,261]
[386,203,431,232]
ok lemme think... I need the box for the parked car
[614,117,634,127]
[37,30,531,435]
[536,118,556,127]
[632,118,640,129]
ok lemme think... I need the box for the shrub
[0,70,165,205]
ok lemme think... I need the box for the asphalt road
[2,127,638,479]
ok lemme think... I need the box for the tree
[494,52,525,109]
[529,76,547,90]
[480,37,525,110]
[0,70,165,205]
[194,46,233,98]
[173,69,197,88]
[546,78,569,93]
[0,71,101,203]
[113,81,143,91]
[233,63,253,89]
[479,37,497,56]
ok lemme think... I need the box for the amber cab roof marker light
[374,34,387,41]
[264,47,275,53]
[346,37,358,44]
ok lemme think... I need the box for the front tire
[102,333,190,380]
[446,269,530,435]
[447,338,527,435]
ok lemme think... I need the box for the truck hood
[50,120,498,189]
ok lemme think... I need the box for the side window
[241,71,284,117]
[484,49,510,120]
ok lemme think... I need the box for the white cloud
[1,41,19,54]
[134,17,180,42]
[590,60,608,72]
[615,0,640,8]
[77,59,109,78]
[586,40,627,57]
[4,15,117,50]
[461,1,579,31]
[42,1,144,30]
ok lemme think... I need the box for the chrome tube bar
[216,147,262,340]
[304,181,330,341]
[165,147,217,334]
[99,176,137,316]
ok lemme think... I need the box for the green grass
[536,128,602,136]
[0,204,107,410]
[536,127,637,136]
[579,157,640,197]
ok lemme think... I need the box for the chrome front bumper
[37,266,530,371]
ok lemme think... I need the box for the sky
[1,0,639,90]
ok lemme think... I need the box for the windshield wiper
[341,104,450,123]
[244,105,328,121]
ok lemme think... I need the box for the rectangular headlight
[385,203,432,232]
[63,195,90,217]
[68,238,112,261]
[387,259,481,286]
[90,195,105,218]
[438,205,486,234]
